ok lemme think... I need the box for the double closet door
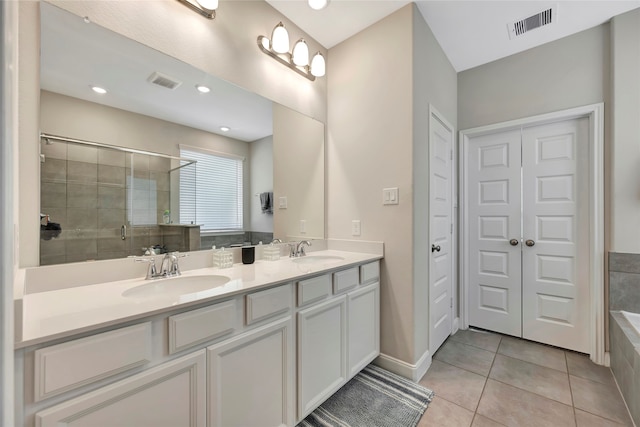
[466,117,589,353]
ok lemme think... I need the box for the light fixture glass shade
[292,39,309,66]
[271,23,289,54]
[308,0,329,10]
[196,0,218,10]
[310,52,326,77]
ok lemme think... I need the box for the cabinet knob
[509,239,519,246]
[525,239,536,247]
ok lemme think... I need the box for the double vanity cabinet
[15,254,380,427]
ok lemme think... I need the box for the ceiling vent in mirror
[508,5,556,39]
[147,72,182,90]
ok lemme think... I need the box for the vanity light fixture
[195,84,211,93]
[308,0,330,10]
[90,86,107,94]
[257,23,326,81]
[176,0,217,19]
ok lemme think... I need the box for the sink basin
[291,255,345,264]
[122,275,230,299]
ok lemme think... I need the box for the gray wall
[458,24,609,130]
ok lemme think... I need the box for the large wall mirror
[39,2,325,265]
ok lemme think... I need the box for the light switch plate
[383,187,399,205]
[351,220,361,236]
[279,196,287,209]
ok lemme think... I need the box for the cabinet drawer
[360,261,380,285]
[34,323,152,402]
[333,268,359,295]
[168,300,237,354]
[245,284,292,325]
[297,275,331,307]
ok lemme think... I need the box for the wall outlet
[351,220,361,236]
[299,220,306,234]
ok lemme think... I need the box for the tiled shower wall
[608,252,640,426]
[40,141,171,265]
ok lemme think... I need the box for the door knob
[431,244,441,253]
[509,239,519,246]
[525,239,535,247]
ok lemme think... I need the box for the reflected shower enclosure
[39,135,196,265]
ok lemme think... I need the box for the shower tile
[151,171,170,191]
[98,209,126,230]
[67,183,97,209]
[98,186,125,210]
[129,154,150,171]
[450,329,502,352]
[67,161,97,183]
[40,255,67,266]
[65,238,97,256]
[41,182,67,209]
[157,191,170,211]
[97,237,126,253]
[40,237,66,258]
[609,271,640,312]
[68,144,97,163]
[98,165,126,187]
[66,251,98,263]
[41,140,67,160]
[497,336,567,372]
[149,156,171,172]
[41,158,67,182]
[97,251,127,261]
[43,208,67,231]
[609,252,640,274]
[67,208,98,230]
[98,149,126,167]
[127,168,151,190]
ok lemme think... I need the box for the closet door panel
[467,129,522,336]
[521,118,590,353]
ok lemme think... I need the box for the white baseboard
[373,349,432,382]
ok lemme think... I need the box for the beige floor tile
[575,409,627,427]
[419,359,487,411]
[471,414,506,427]
[570,375,633,426]
[477,379,575,427]
[566,352,615,385]
[497,336,567,372]
[417,396,474,427]
[434,340,496,376]
[489,354,573,405]
[450,329,502,353]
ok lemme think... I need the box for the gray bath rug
[297,364,434,427]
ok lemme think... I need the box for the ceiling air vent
[508,5,556,39]
[147,72,182,90]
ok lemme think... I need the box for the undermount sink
[291,255,345,264]
[122,275,230,299]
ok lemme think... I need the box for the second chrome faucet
[289,240,311,258]
[135,252,186,280]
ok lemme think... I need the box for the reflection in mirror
[39,2,325,266]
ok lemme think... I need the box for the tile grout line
[470,336,502,426]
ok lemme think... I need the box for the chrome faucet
[289,240,311,257]
[135,251,186,279]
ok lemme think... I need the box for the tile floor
[417,329,635,427]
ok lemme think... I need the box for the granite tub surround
[610,312,640,425]
[609,252,640,312]
[15,240,383,348]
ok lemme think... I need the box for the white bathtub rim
[620,310,640,335]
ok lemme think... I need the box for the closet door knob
[431,244,441,253]
[525,239,535,247]
[509,239,519,246]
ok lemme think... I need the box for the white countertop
[17,250,382,349]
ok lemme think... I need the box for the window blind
[179,147,243,231]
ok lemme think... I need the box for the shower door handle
[121,225,127,240]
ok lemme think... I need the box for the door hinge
[450,149,453,160]
[450,223,453,234]
[450,297,453,308]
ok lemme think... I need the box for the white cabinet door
[297,295,347,420]
[36,351,206,427]
[347,283,380,377]
[207,317,294,427]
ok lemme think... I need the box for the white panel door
[429,112,454,353]
[521,118,589,352]
[467,129,523,336]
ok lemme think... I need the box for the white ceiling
[266,0,640,71]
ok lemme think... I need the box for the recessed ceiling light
[91,86,107,94]
[195,84,210,93]
[308,0,329,10]
[220,126,230,132]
